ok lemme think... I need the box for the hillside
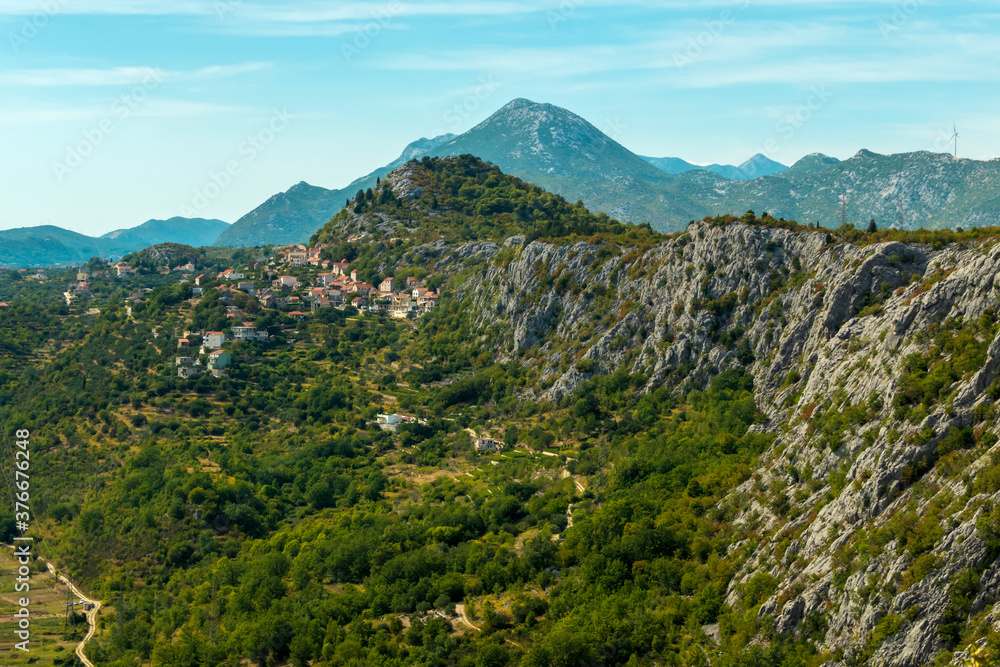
[102,216,229,248]
[0,217,229,268]
[3,159,1000,666]
[0,225,115,267]
[213,134,455,247]
[710,150,1000,230]
[642,152,788,180]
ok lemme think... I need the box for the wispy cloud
[0,63,270,87]
[0,100,252,124]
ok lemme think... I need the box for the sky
[0,0,997,236]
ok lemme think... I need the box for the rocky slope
[324,164,1000,664]
[458,223,1000,666]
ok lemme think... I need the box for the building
[390,298,417,318]
[218,269,245,281]
[207,350,231,370]
[474,437,500,453]
[204,331,225,349]
[231,326,270,343]
[379,277,395,292]
[77,272,89,281]
[274,275,299,290]
[377,414,404,432]
[192,287,204,297]
[175,357,200,378]
[115,264,134,277]
[175,262,195,272]
[177,338,190,349]
[0,302,8,310]
[312,297,333,311]
[317,272,337,287]
[237,281,255,294]
[287,311,307,321]
[195,274,206,286]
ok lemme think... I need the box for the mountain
[704,149,1000,230]
[6,157,1000,665]
[212,133,456,247]
[423,98,709,226]
[0,217,229,267]
[101,217,229,248]
[224,99,1000,246]
[642,152,789,180]
[0,225,118,267]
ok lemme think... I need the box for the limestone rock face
[441,221,1000,666]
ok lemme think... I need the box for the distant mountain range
[6,98,999,264]
[217,99,1000,245]
[0,217,228,268]
[641,153,788,180]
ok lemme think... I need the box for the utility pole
[841,196,847,228]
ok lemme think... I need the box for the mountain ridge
[214,99,1000,246]
[0,217,229,267]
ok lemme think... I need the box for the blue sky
[1,0,997,236]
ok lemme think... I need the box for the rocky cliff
[440,221,1000,666]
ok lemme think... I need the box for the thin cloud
[0,63,271,87]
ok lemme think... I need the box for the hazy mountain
[642,153,788,180]
[0,226,114,267]
[215,98,1000,245]
[424,98,709,226]
[704,149,1000,230]
[102,217,229,248]
[213,134,456,247]
[0,216,229,267]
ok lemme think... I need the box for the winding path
[454,603,480,632]
[46,562,101,667]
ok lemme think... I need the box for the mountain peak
[500,98,539,111]
[852,149,880,160]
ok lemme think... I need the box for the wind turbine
[950,122,959,159]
